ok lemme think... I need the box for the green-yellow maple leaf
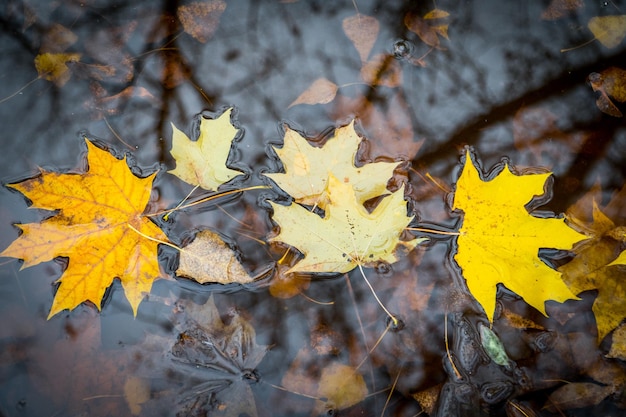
[269,174,422,274]
[453,150,587,321]
[265,121,399,208]
[169,108,243,190]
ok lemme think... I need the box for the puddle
[1,1,625,416]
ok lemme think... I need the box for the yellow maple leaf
[269,174,422,274]
[169,108,244,190]
[265,120,399,208]
[0,140,167,318]
[452,150,587,321]
[587,15,626,48]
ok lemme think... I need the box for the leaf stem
[126,223,185,253]
[357,263,398,326]
[406,227,460,236]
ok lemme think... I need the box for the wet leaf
[169,296,267,417]
[0,140,167,318]
[269,174,423,274]
[177,0,227,43]
[265,120,399,208]
[404,9,450,49]
[169,108,244,191]
[315,363,368,413]
[588,15,626,48]
[288,77,338,108]
[176,230,253,284]
[561,197,626,342]
[34,52,81,86]
[342,14,380,62]
[541,0,583,20]
[547,382,613,411]
[360,53,403,88]
[452,150,587,321]
[589,66,626,117]
[479,324,511,368]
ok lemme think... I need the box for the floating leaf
[169,108,244,191]
[177,0,227,43]
[452,150,587,321]
[265,120,399,208]
[269,174,422,274]
[0,140,168,318]
[342,14,380,62]
[176,230,253,284]
[315,363,368,413]
[588,15,626,48]
[288,77,338,108]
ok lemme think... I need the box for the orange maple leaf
[1,140,168,318]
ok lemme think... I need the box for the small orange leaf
[0,140,168,318]
[177,0,227,43]
[342,14,380,62]
[360,53,403,88]
[34,52,81,86]
[588,15,626,48]
[288,77,338,108]
[404,9,450,49]
[423,9,450,20]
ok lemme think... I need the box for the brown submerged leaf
[288,77,338,108]
[342,14,380,62]
[541,0,583,20]
[177,0,227,43]
[589,66,626,117]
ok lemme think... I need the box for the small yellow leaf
[176,230,252,284]
[315,363,368,412]
[342,14,380,62]
[453,150,587,321]
[177,0,227,43]
[588,15,626,48]
[288,77,338,108]
[34,52,81,86]
[169,108,244,191]
[265,120,399,208]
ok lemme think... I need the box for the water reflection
[1,0,625,416]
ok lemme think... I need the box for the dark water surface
[1,1,625,416]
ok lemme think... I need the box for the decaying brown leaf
[177,0,227,43]
[588,15,626,48]
[589,66,626,117]
[124,376,151,416]
[288,77,338,108]
[176,230,253,285]
[342,14,380,62]
[404,9,450,49]
[541,0,583,20]
[360,53,403,88]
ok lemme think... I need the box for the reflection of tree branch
[411,50,626,207]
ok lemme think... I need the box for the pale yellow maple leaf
[453,150,587,321]
[269,174,422,274]
[169,108,243,190]
[265,120,399,208]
